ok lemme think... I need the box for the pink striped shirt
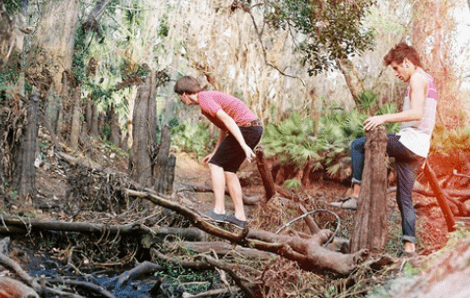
[198,91,257,131]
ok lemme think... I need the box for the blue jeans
[351,134,425,243]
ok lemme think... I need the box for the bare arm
[364,73,428,131]
[202,129,227,166]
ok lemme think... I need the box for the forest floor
[1,128,469,297]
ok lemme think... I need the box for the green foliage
[73,27,88,83]
[171,122,215,158]
[283,178,302,190]
[255,0,376,75]
[402,262,420,278]
[154,261,220,296]
[263,113,319,166]
[3,0,22,13]
[377,103,401,133]
[359,89,377,110]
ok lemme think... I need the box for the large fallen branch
[124,188,368,275]
[0,216,206,241]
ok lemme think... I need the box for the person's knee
[351,138,365,151]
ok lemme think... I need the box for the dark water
[26,254,229,298]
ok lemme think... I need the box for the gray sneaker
[329,197,358,210]
[225,215,247,229]
[204,210,227,223]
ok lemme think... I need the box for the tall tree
[237,0,375,106]
[411,0,460,127]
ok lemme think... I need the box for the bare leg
[404,241,415,253]
[352,183,361,198]
[225,171,246,221]
[209,163,226,214]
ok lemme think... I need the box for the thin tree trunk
[350,126,388,253]
[70,85,81,149]
[336,58,365,107]
[154,125,172,194]
[14,88,40,201]
[90,102,99,138]
[423,162,456,232]
[255,147,275,201]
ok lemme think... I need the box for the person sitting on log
[174,76,263,229]
[330,42,438,255]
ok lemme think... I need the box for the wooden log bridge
[350,126,389,253]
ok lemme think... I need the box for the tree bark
[129,75,155,187]
[255,147,276,201]
[109,105,121,146]
[336,58,365,107]
[13,88,40,201]
[70,85,81,149]
[154,125,172,194]
[423,162,456,232]
[350,126,388,253]
[90,102,99,138]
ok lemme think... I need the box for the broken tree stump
[350,126,388,253]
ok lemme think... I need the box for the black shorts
[209,126,263,173]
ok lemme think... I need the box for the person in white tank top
[330,42,438,256]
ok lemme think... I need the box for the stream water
[25,253,227,298]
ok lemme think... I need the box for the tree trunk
[109,104,121,146]
[13,88,40,201]
[90,102,99,138]
[423,162,456,232]
[69,85,81,149]
[129,74,156,187]
[26,0,80,137]
[255,147,276,201]
[154,125,173,195]
[336,58,365,107]
[350,126,388,253]
[412,0,459,128]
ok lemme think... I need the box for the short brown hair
[383,42,422,68]
[174,76,202,95]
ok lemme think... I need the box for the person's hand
[202,153,214,166]
[243,145,256,163]
[363,115,387,131]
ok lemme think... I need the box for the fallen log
[181,241,273,260]
[125,188,368,275]
[0,216,206,241]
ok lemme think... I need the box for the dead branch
[181,241,272,260]
[125,188,368,275]
[111,261,163,289]
[423,162,456,232]
[182,286,241,298]
[0,216,205,241]
[47,278,115,298]
[201,254,256,298]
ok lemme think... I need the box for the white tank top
[397,69,438,157]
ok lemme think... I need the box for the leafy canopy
[246,0,376,75]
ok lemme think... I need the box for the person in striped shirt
[174,76,263,229]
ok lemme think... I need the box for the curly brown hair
[383,42,422,68]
